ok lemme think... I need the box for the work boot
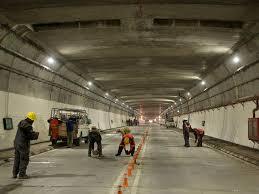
[12,175,17,179]
[19,174,30,179]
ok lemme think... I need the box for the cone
[123,173,128,188]
[130,162,135,170]
[128,166,132,176]
[118,185,123,194]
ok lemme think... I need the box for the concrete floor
[131,125,259,194]
[1,125,259,194]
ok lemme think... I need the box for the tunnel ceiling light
[179,98,182,102]
[105,92,109,96]
[177,110,180,113]
[47,57,55,64]
[201,80,206,85]
[233,56,240,64]
[174,102,177,105]
[187,92,190,96]
[88,81,92,86]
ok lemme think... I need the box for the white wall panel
[0,91,129,150]
[174,101,259,150]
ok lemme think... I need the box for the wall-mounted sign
[3,118,13,130]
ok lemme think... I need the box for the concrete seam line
[109,128,149,194]
[130,128,150,194]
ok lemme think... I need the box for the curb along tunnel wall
[0,26,132,150]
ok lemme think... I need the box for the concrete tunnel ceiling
[1,0,259,119]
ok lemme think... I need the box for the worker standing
[183,120,191,147]
[12,112,39,179]
[66,117,75,148]
[88,126,103,158]
[115,128,135,156]
[193,128,205,147]
[48,116,61,145]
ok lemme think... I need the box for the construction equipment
[49,108,91,146]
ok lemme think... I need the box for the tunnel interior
[0,1,259,193]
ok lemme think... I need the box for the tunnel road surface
[0,127,145,194]
[1,125,259,194]
[129,125,259,194]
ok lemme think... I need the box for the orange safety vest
[194,128,204,135]
[123,133,135,146]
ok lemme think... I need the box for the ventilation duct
[32,19,121,31]
[153,18,244,29]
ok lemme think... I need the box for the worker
[193,128,205,147]
[115,128,135,156]
[66,117,75,148]
[47,116,61,145]
[88,126,103,158]
[12,112,39,179]
[183,119,191,147]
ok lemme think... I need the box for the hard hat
[26,112,37,121]
[123,128,131,134]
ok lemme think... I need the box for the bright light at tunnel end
[88,81,92,86]
[201,80,206,85]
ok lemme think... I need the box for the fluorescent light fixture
[88,81,92,86]
[47,57,55,64]
[233,56,240,64]
[201,80,206,85]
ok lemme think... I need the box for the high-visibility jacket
[194,128,204,135]
[120,133,135,148]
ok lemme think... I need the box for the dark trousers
[197,134,204,147]
[183,131,190,147]
[13,148,30,176]
[88,140,102,156]
[117,145,135,156]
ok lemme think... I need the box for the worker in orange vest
[115,128,135,156]
[193,128,205,147]
[48,116,61,145]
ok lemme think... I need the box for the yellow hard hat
[26,112,37,121]
[123,128,131,134]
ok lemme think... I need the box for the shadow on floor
[30,173,96,179]
[0,183,23,194]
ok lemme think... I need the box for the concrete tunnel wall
[0,25,132,150]
[170,25,259,150]
[174,101,259,150]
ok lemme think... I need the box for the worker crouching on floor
[193,128,205,147]
[13,112,39,179]
[183,119,191,147]
[115,128,135,156]
[88,126,103,158]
